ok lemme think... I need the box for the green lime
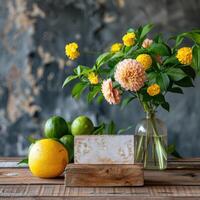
[44,116,69,139]
[71,115,94,136]
[60,135,74,162]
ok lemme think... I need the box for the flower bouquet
[63,24,200,170]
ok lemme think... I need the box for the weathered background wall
[0,0,200,156]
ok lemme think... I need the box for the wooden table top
[0,157,200,199]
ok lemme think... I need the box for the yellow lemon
[29,139,68,178]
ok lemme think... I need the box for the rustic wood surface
[65,164,143,186]
[0,157,200,199]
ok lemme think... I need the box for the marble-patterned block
[74,135,135,164]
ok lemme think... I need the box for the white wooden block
[74,135,135,164]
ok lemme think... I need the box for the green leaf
[149,43,170,56]
[87,86,101,103]
[166,68,187,81]
[76,65,81,76]
[124,46,132,53]
[175,77,194,87]
[141,92,152,102]
[153,34,164,43]
[108,52,124,69]
[110,51,124,60]
[192,45,200,74]
[140,24,154,39]
[96,52,112,67]
[152,94,165,104]
[107,121,116,135]
[117,125,135,134]
[161,101,170,112]
[167,144,175,154]
[96,94,104,104]
[167,144,182,158]
[168,87,183,94]
[62,75,78,88]
[147,72,159,81]
[127,28,135,33]
[171,150,182,159]
[184,32,200,44]
[92,123,106,135]
[17,158,28,166]
[182,66,196,79]
[121,96,136,109]
[171,31,200,49]
[156,73,170,91]
[174,35,184,49]
[74,65,91,76]
[163,56,179,66]
[72,82,88,99]
[27,136,37,144]
[147,71,163,85]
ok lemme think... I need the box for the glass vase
[135,112,167,170]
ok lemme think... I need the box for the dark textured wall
[0,0,200,156]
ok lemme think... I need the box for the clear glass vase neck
[145,111,155,119]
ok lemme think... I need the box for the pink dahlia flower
[114,59,146,92]
[142,38,153,48]
[101,79,121,105]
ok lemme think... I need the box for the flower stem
[135,94,167,169]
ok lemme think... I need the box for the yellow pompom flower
[88,72,99,85]
[136,54,152,70]
[110,43,123,53]
[147,84,161,96]
[176,47,192,65]
[65,42,80,60]
[122,32,136,47]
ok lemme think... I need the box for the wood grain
[65,164,143,186]
[145,169,200,186]
[0,185,200,199]
[1,164,200,186]
[1,157,200,168]
[1,158,200,199]
[0,168,63,185]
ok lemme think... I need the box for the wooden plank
[1,157,200,169]
[144,169,200,186]
[167,158,200,169]
[0,185,200,198]
[1,158,200,198]
[0,157,199,162]
[1,197,200,200]
[1,198,200,200]
[0,168,63,185]
[65,164,143,186]
[1,166,200,186]
[0,157,23,161]
[0,157,27,168]
[0,161,28,168]
[1,160,200,169]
